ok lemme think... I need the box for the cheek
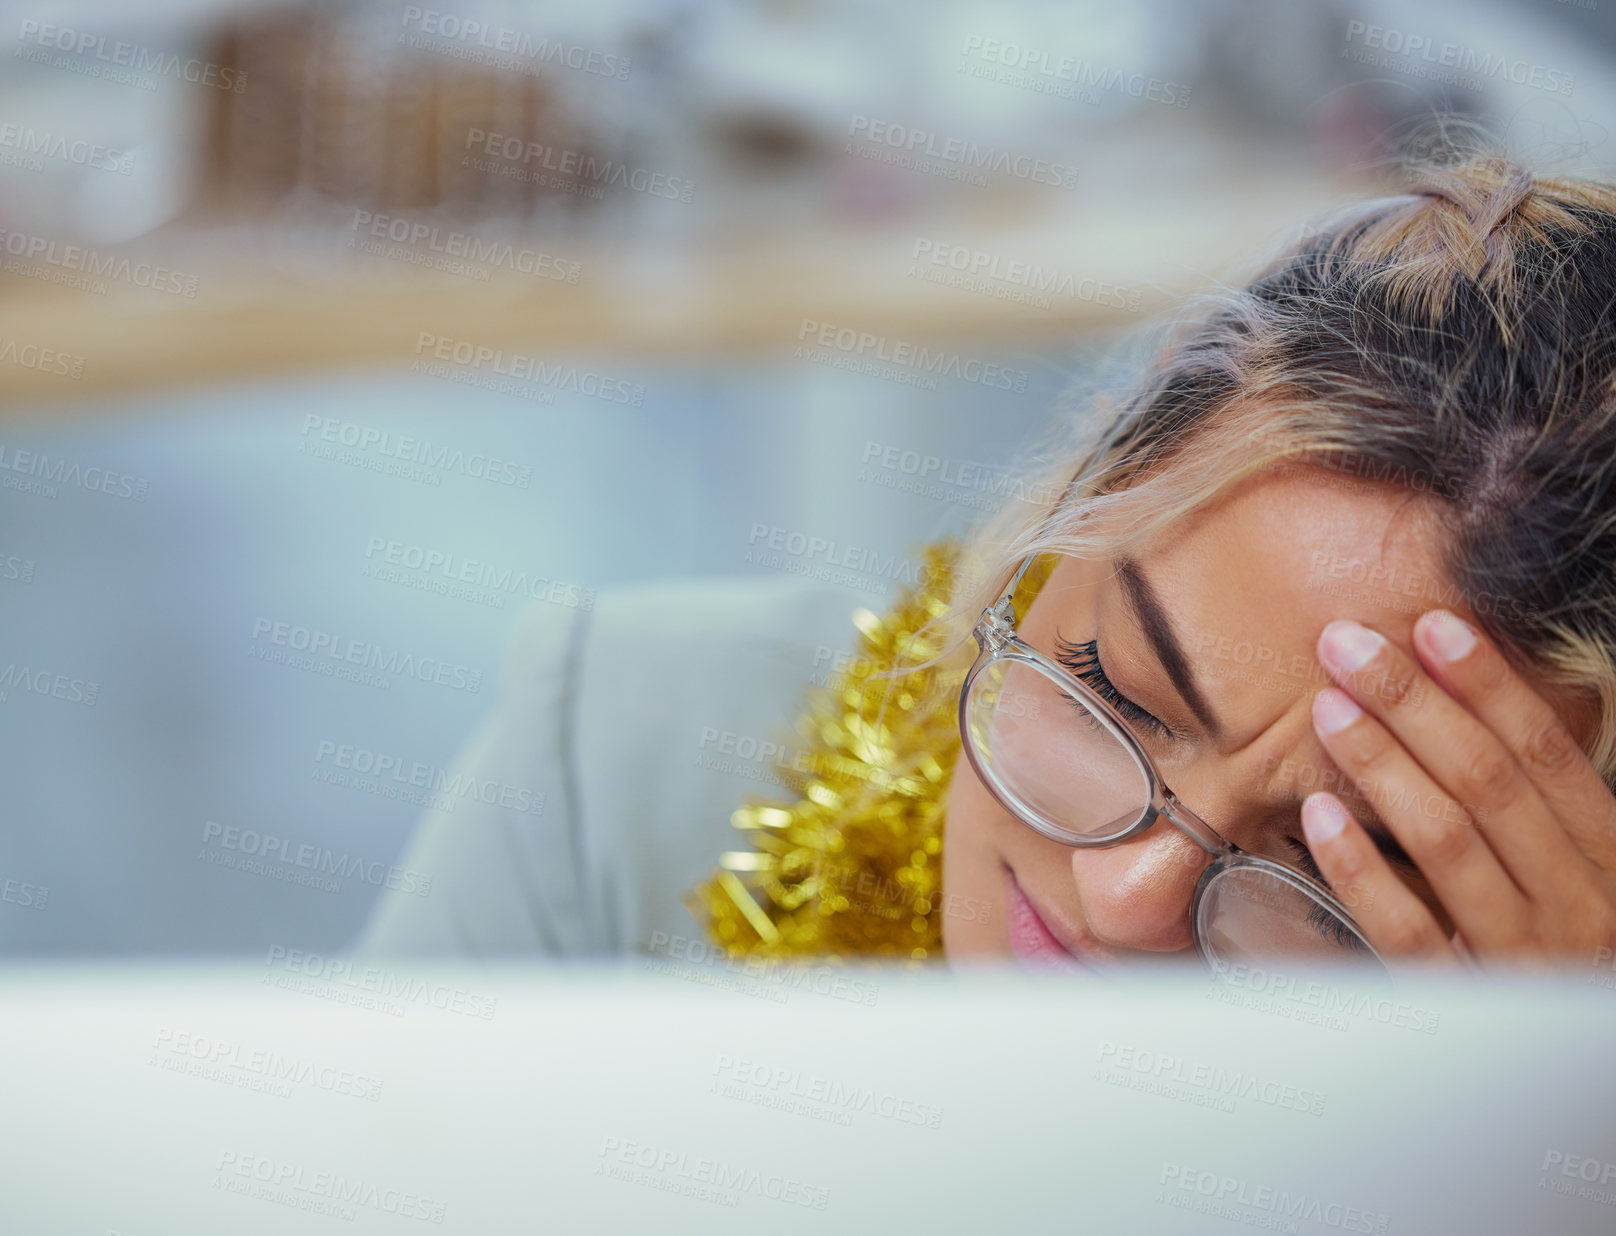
[940,761,1016,955]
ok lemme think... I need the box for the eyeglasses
[957,552,1386,973]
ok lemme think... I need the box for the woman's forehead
[1150,467,1454,628]
[1037,465,1459,635]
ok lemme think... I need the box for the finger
[1311,685,1534,950]
[1300,791,1458,963]
[1413,608,1616,871]
[1317,619,1591,901]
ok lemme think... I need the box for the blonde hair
[923,151,1616,782]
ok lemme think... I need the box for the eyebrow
[1110,561,1428,883]
[1257,780,1418,873]
[1329,795,1419,870]
[1115,557,1224,743]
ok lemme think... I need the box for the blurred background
[3,0,1614,956]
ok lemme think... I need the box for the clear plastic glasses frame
[957,551,1385,971]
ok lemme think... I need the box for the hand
[1297,610,1616,969]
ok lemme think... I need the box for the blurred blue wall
[0,346,1070,955]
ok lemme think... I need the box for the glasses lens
[1195,859,1378,967]
[965,655,1151,843]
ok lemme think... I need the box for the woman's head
[938,151,1616,963]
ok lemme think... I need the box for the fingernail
[1421,609,1476,662]
[1313,687,1363,735]
[1302,793,1349,844]
[1318,620,1384,673]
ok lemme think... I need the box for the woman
[690,152,1616,973]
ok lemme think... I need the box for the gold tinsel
[684,540,1054,964]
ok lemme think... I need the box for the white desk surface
[3,959,1614,1234]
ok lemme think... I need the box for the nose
[1070,814,1213,953]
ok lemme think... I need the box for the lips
[1005,870,1088,970]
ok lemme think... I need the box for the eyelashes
[1047,630,1176,736]
[1053,635,1175,741]
[1051,632,1368,953]
[1284,837,1366,950]
[1284,835,1328,884]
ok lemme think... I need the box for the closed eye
[1282,837,1369,951]
[1053,634,1178,741]
[1284,829,1428,945]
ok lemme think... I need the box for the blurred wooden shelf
[0,177,1356,410]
